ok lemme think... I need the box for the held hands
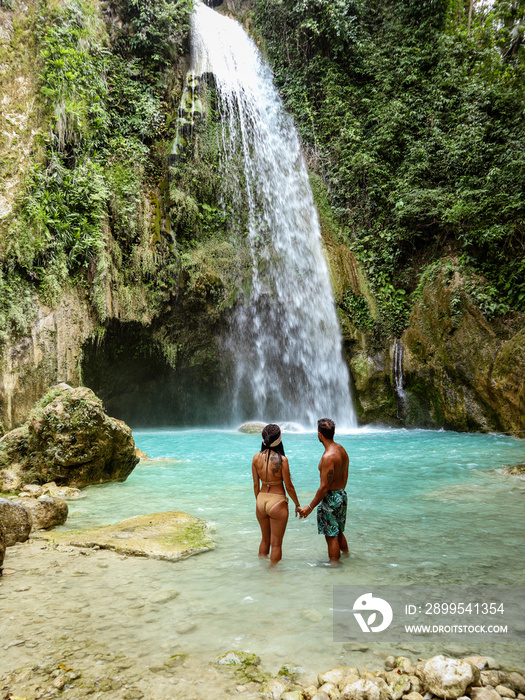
[298,505,312,519]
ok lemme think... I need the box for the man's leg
[325,535,341,561]
[338,531,349,554]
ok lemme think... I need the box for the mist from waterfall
[190,3,356,429]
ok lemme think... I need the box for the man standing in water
[299,418,349,562]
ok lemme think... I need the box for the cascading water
[393,339,406,418]
[190,3,356,428]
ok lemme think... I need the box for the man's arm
[252,458,260,499]
[299,454,334,518]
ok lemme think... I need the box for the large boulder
[0,385,139,491]
[16,496,68,529]
[0,498,33,546]
[418,656,479,699]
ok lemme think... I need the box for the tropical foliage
[255,0,525,329]
[0,0,192,335]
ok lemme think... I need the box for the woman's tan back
[254,450,285,492]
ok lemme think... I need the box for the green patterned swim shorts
[317,488,347,537]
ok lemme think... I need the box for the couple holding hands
[252,418,349,566]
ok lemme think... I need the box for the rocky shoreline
[2,595,524,700]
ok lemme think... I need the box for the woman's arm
[281,457,301,514]
[252,457,260,499]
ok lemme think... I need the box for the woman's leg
[256,505,271,557]
[268,501,289,566]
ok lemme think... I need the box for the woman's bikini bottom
[256,491,288,516]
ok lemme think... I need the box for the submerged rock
[0,498,32,546]
[260,678,289,698]
[215,650,261,666]
[238,422,266,434]
[39,511,214,561]
[501,464,525,478]
[0,385,139,491]
[16,495,68,530]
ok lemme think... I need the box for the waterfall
[393,339,406,418]
[190,3,356,429]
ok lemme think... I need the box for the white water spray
[191,3,356,428]
[393,339,406,420]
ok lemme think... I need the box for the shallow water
[55,428,525,671]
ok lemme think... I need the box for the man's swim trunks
[317,488,347,537]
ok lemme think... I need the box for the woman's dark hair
[260,423,285,456]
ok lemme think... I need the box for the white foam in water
[191,3,356,429]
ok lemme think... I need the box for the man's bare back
[299,418,349,561]
[318,441,349,491]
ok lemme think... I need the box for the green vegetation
[0,0,193,344]
[341,289,374,331]
[255,0,525,333]
[1,0,523,369]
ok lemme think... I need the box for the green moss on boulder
[0,384,138,491]
[38,511,214,561]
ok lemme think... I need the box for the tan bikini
[256,455,288,515]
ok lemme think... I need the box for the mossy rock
[215,650,261,666]
[0,385,138,491]
[37,511,214,561]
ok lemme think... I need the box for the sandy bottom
[2,537,524,700]
[1,539,271,700]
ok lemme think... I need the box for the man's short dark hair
[318,418,335,440]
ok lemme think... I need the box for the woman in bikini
[252,423,301,565]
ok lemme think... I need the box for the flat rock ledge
[36,511,214,561]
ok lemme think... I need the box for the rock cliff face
[0,236,229,432]
[402,266,525,433]
[2,237,523,435]
[322,241,524,432]
[0,289,97,433]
